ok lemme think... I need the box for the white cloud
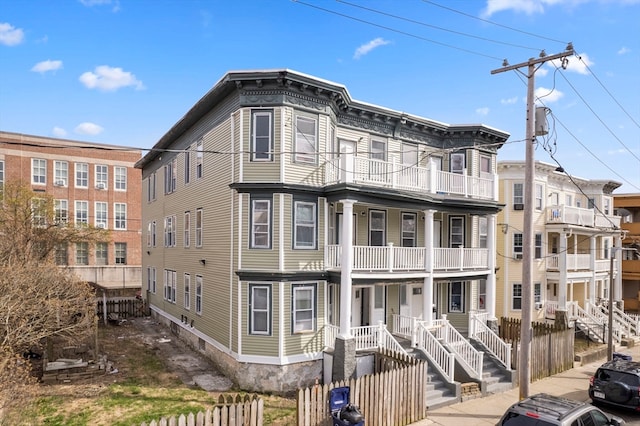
[534,86,564,103]
[31,60,63,74]
[548,53,592,75]
[536,67,549,77]
[0,22,25,46]
[354,38,391,60]
[52,127,67,137]
[75,122,104,135]
[482,0,545,17]
[476,107,490,116]
[79,0,120,11]
[500,96,519,105]
[618,47,631,55]
[79,65,144,91]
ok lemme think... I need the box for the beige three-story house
[136,69,511,393]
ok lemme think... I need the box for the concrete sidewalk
[411,343,640,425]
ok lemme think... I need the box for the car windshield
[501,412,556,425]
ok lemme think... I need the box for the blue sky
[1,0,639,192]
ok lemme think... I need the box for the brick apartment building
[0,131,143,296]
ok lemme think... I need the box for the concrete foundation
[332,335,356,382]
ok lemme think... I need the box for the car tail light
[525,412,540,419]
[589,376,594,385]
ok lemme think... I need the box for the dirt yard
[8,316,297,426]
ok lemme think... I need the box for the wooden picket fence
[138,394,263,426]
[499,317,575,381]
[297,349,429,426]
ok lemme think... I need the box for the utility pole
[491,43,574,400]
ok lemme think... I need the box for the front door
[371,285,385,325]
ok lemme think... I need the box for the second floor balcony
[546,254,613,273]
[546,205,620,229]
[325,156,497,201]
[325,244,489,274]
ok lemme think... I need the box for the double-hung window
[195,275,203,314]
[294,201,316,249]
[164,215,176,247]
[294,115,317,164]
[151,220,157,247]
[251,199,271,248]
[535,233,542,259]
[479,217,488,248]
[195,208,203,247]
[513,183,524,209]
[184,148,191,185]
[184,274,191,310]
[292,284,315,333]
[450,153,465,174]
[54,200,68,225]
[252,110,273,161]
[184,211,191,247]
[369,210,386,246]
[115,242,127,264]
[401,143,418,167]
[401,212,416,247]
[512,284,522,310]
[449,282,464,312]
[114,203,126,230]
[54,161,68,187]
[164,160,176,194]
[196,140,203,179]
[75,163,88,188]
[148,173,157,202]
[249,284,271,335]
[513,233,523,258]
[95,165,108,189]
[32,158,46,185]
[95,202,107,229]
[96,242,108,265]
[370,140,386,161]
[55,243,68,266]
[115,166,127,191]
[535,184,543,210]
[76,242,89,265]
[164,269,177,303]
[75,201,88,226]
[534,283,542,304]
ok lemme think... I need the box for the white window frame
[95,201,107,229]
[95,164,108,189]
[512,283,522,310]
[294,115,317,164]
[164,215,176,247]
[294,201,316,249]
[534,282,542,304]
[401,142,418,166]
[478,279,487,310]
[249,284,271,335]
[252,110,273,161]
[369,210,386,247]
[114,166,127,191]
[450,152,465,174]
[401,212,416,248]
[184,273,191,310]
[535,183,543,211]
[164,160,176,194]
[251,199,271,249]
[76,242,89,265]
[195,275,203,314]
[75,162,88,188]
[513,183,524,207]
[75,200,89,226]
[152,220,157,247]
[449,216,464,248]
[151,267,157,293]
[164,269,177,303]
[514,233,523,257]
[96,242,108,266]
[115,242,127,264]
[32,158,46,185]
[479,216,488,248]
[114,203,127,230]
[370,139,387,161]
[184,148,191,185]
[448,281,464,313]
[184,211,191,248]
[54,161,68,187]
[195,208,203,248]
[292,284,316,333]
[196,139,203,179]
[55,199,69,225]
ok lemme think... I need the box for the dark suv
[497,393,624,425]
[589,359,640,411]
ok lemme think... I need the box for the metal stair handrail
[415,321,455,383]
[430,317,484,380]
[468,311,512,369]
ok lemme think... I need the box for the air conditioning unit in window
[534,302,543,310]
[96,183,106,190]
[513,203,524,210]
[96,223,106,229]
[514,253,523,260]
[55,180,65,186]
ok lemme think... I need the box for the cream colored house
[496,161,626,339]
[136,69,514,396]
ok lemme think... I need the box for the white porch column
[589,236,596,304]
[339,199,355,338]
[423,209,435,327]
[614,236,623,303]
[486,214,497,320]
[558,231,568,310]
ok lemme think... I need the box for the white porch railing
[324,323,407,355]
[468,311,512,369]
[586,302,623,343]
[324,157,496,200]
[574,303,605,342]
[391,314,416,341]
[546,205,621,229]
[324,245,488,272]
[546,255,615,273]
[415,321,455,383]
[430,317,483,380]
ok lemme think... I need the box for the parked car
[496,393,624,425]
[589,359,640,411]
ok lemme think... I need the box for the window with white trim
[512,283,522,310]
[32,158,46,185]
[401,212,416,247]
[535,183,543,210]
[450,152,465,174]
[164,160,176,194]
[115,166,127,191]
[449,281,464,312]
[251,199,271,249]
[95,164,108,189]
[196,139,203,179]
[150,267,157,293]
[184,148,191,185]
[292,284,315,333]
[449,216,464,248]
[513,233,523,257]
[479,217,488,248]
[164,269,176,303]
[147,267,153,291]
[164,215,176,247]
[75,201,88,226]
[147,173,157,202]
[115,242,127,264]
[249,284,271,335]
[184,211,191,248]
[480,155,491,177]
[370,139,386,161]
[96,242,108,266]
[294,201,316,249]
[54,199,68,225]
[147,222,152,247]
[95,202,107,229]
[252,110,273,161]
[513,183,524,208]
[114,203,126,230]
[478,279,486,310]
[401,143,418,166]
[184,273,191,310]
[535,233,542,259]
[534,282,542,303]
[195,208,203,247]
[294,115,317,164]
[152,220,157,247]
[54,161,68,187]
[55,243,68,265]
[76,242,89,265]
[195,275,202,314]
[31,198,47,227]
[75,162,88,188]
